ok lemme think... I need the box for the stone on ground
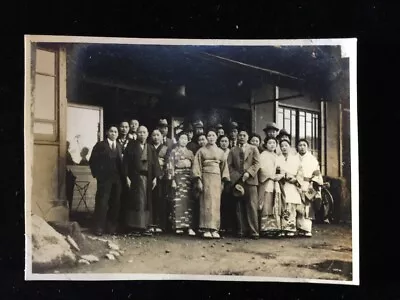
[107,241,120,251]
[80,254,99,263]
[31,214,76,272]
[66,235,80,252]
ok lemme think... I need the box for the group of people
[88,118,326,240]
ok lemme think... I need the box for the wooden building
[25,37,352,223]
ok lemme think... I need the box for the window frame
[33,47,59,143]
[277,104,322,162]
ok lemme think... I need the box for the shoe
[305,232,312,237]
[155,228,163,233]
[211,231,220,239]
[94,231,103,236]
[323,219,330,224]
[286,232,295,237]
[250,234,260,240]
[142,230,153,236]
[176,229,184,235]
[188,229,196,236]
[202,231,213,239]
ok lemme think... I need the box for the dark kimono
[123,140,161,231]
[150,143,169,231]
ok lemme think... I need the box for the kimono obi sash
[202,159,221,175]
[140,143,149,172]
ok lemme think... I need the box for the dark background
[1,1,396,299]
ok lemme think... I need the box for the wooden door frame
[67,103,104,142]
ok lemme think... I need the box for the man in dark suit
[89,125,124,236]
[157,119,174,150]
[227,129,261,239]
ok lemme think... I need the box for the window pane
[291,113,296,140]
[277,110,283,129]
[306,121,312,140]
[284,109,290,119]
[34,74,56,120]
[34,122,54,135]
[284,119,290,131]
[36,49,56,75]
[299,115,305,138]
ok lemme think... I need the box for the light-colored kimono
[298,151,324,220]
[258,150,282,234]
[278,153,312,233]
[192,144,230,231]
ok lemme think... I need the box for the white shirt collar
[107,138,115,147]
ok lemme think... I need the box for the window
[277,105,321,160]
[33,48,58,142]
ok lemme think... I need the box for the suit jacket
[123,140,162,182]
[89,140,124,181]
[227,143,261,186]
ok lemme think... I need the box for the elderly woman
[258,137,283,237]
[277,139,307,237]
[192,130,230,239]
[167,132,196,236]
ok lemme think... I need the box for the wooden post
[58,47,68,205]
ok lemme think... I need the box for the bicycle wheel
[321,187,334,222]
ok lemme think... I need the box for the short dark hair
[120,121,129,126]
[264,136,278,144]
[108,125,118,131]
[297,138,310,147]
[217,135,230,146]
[250,133,262,143]
[279,139,291,147]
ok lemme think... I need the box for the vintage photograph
[24,36,358,284]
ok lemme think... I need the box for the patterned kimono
[258,150,282,234]
[277,153,311,233]
[192,145,230,231]
[298,151,324,221]
[168,146,195,230]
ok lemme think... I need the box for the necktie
[112,142,115,151]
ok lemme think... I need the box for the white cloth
[277,153,302,204]
[298,151,323,192]
[259,150,278,193]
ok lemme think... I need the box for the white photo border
[24,35,358,285]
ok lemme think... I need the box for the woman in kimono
[150,129,169,233]
[258,137,283,237]
[167,132,196,236]
[277,139,307,237]
[217,135,234,234]
[297,138,325,228]
[192,130,230,239]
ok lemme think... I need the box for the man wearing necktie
[227,129,261,239]
[157,119,174,150]
[89,125,124,236]
[228,121,239,148]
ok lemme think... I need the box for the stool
[74,181,91,212]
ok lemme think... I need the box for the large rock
[48,220,85,248]
[31,214,76,272]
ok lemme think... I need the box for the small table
[74,180,91,212]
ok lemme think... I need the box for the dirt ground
[45,224,353,282]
